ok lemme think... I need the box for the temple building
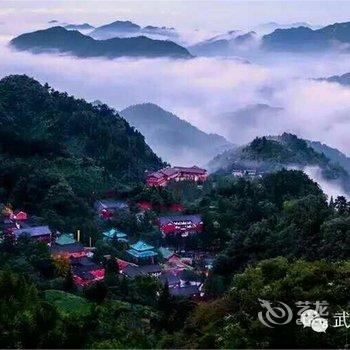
[159,214,203,236]
[50,233,85,258]
[102,228,128,243]
[127,240,157,264]
[146,166,207,187]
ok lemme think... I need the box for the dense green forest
[2,168,350,348]
[1,75,350,349]
[0,75,164,230]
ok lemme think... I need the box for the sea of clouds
[2,20,350,196]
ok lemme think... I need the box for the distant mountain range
[306,140,350,174]
[64,23,95,30]
[254,21,313,34]
[262,21,350,52]
[10,26,191,59]
[89,20,178,40]
[209,133,350,193]
[188,30,258,56]
[119,103,233,166]
[317,72,350,86]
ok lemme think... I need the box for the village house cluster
[0,164,211,297]
[0,204,105,286]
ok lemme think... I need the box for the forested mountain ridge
[10,26,191,59]
[0,75,164,229]
[209,133,349,190]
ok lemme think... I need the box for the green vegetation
[210,133,350,192]
[1,75,350,348]
[44,290,91,317]
[0,75,163,231]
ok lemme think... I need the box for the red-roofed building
[11,210,28,221]
[146,166,207,187]
[159,214,203,236]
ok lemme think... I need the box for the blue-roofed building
[127,240,157,264]
[102,228,128,243]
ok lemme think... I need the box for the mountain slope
[64,23,95,31]
[10,26,191,59]
[188,30,257,56]
[89,20,178,40]
[307,140,350,174]
[120,103,232,166]
[0,75,164,227]
[318,72,350,86]
[254,22,313,34]
[262,21,350,52]
[89,20,141,39]
[209,133,350,193]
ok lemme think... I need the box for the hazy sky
[2,0,350,33]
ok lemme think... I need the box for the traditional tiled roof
[147,166,207,181]
[70,256,100,272]
[129,240,155,252]
[102,228,127,239]
[127,248,157,259]
[55,233,76,245]
[123,264,161,278]
[94,199,128,211]
[13,225,51,238]
[159,214,202,226]
[159,247,174,260]
[173,166,207,175]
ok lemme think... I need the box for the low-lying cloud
[1,32,350,164]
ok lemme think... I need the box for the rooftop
[94,199,128,211]
[102,228,127,239]
[147,166,207,179]
[123,264,162,278]
[129,240,155,252]
[159,247,174,260]
[13,225,51,238]
[159,214,202,226]
[55,233,76,245]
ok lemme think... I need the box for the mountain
[214,104,283,144]
[307,140,350,174]
[318,72,350,86]
[254,21,313,34]
[209,133,350,193]
[120,103,233,166]
[89,20,178,40]
[10,26,191,59]
[0,75,164,228]
[262,21,350,52]
[64,23,95,31]
[142,25,178,38]
[188,30,258,56]
[89,20,141,39]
